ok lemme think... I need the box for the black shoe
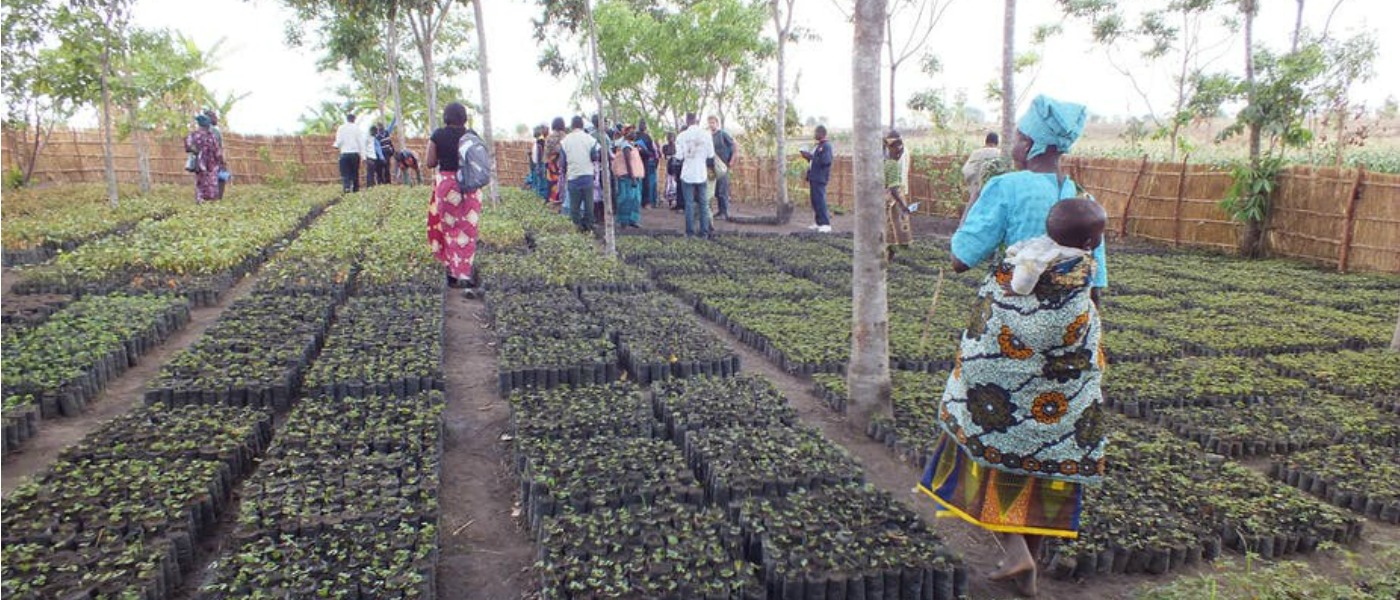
[463,288,482,300]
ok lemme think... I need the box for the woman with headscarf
[184,113,224,203]
[883,130,913,259]
[612,126,644,228]
[917,95,1109,597]
[425,102,484,297]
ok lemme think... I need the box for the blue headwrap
[195,114,211,127]
[1017,95,1086,159]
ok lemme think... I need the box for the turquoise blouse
[951,171,1109,288]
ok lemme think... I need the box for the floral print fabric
[933,254,1107,485]
[427,171,481,280]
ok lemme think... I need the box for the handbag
[184,151,202,173]
[713,156,729,179]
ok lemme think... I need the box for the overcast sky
[125,0,1397,136]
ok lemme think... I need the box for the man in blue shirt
[800,125,833,232]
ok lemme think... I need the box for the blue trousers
[810,181,830,226]
[642,161,659,207]
[682,182,711,237]
[714,173,731,216]
[567,175,594,231]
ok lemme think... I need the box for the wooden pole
[1173,154,1190,247]
[1337,168,1366,272]
[1120,155,1150,237]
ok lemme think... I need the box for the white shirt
[1004,236,1090,296]
[561,130,598,180]
[676,124,715,184]
[334,122,367,155]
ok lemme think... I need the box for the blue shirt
[951,171,1109,288]
[806,140,833,184]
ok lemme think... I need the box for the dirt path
[0,274,259,496]
[437,292,536,599]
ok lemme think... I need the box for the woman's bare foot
[988,556,1035,581]
[1014,567,1039,597]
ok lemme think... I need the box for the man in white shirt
[675,112,716,237]
[560,115,599,232]
[333,113,366,193]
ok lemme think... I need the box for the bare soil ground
[436,291,536,599]
[0,272,260,497]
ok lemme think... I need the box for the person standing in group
[395,149,422,186]
[373,117,398,186]
[185,112,224,204]
[333,113,366,193]
[708,115,736,220]
[365,125,383,188]
[560,115,598,232]
[676,113,716,238]
[918,95,1107,598]
[529,124,550,200]
[545,117,568,209]
[799,125,833,232]
[636,120,660,209]
[613,126,644,228]
[961,131,1002,223]
[203,110,229,199]
[425,102,485,297]
[883,130,914,259]
[663,131,682,210]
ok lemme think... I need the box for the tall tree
[585,0,617,256]
[771,0,798,222]
[405,0,455,130]
[69,0,135,205]
[884,0,954,131]
[848,0,892,430]
[469,0,498,205]
[1000,0,1016,161]
[1240,0,1261,256]
[3,0,83,187]
[388,1,406,150]
[1058,0,1237,159]
[116,30,226,194]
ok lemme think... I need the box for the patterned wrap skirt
[427,171,481,280]
[918,255,1107,538]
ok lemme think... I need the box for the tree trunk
[772,0,793,222]
[585,0,616,257]
[100,43,118,206]
[1292,0,1305,53]
[887,13,897,133]
[848,0,892,431]
[422,40,437,131]
[1000,0,1016,162]
[123,71,151,195]
[471,0,499,206]
[389,2,406,147]
[1241,0,1265,258]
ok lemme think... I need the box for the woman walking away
[613,126,644,228]
[425,102,484,298]
[545,117,568,210]
[917,95,1108,598]
[185,113,223,204]
[883,130,913,260]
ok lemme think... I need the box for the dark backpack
[455,131,491,193]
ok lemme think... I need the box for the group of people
[184,110,229,203]
[389,92,1111,598]
[526,112,738,237]
[333,114,423,193]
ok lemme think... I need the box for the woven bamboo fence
[2,128,534,189]
[4,128,1395,273]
